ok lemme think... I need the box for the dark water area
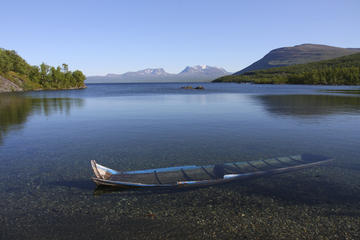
[1,83,360,239]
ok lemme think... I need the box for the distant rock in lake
[180,85,205,90]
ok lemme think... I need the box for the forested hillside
[0,48,86,92]
[214,53,360,85]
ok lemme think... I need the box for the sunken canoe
[91,154,332,189]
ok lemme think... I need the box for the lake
[1,83,360,239]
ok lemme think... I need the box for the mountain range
[86,65,230,83]
[234,44,360,75]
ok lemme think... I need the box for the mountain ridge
[234,44,360,75]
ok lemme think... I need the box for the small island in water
[0,48,86,93]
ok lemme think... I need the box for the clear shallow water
[1,83,360,239]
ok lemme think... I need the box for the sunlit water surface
[1,83,360,239]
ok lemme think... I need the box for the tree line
[0,48,86,90]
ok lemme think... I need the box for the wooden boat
[91,154,332,189]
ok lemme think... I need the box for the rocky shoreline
[0,76,23,92]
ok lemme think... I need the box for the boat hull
[91,154,333,189]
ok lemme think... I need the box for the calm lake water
[1,83,360,239]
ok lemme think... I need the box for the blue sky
[1,0,359,75]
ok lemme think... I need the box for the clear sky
[1,0,359,76]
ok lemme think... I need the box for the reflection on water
[0,96,33,143]
[0,94,83,144]
[256,94,360,118]
[0,84,360,239]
